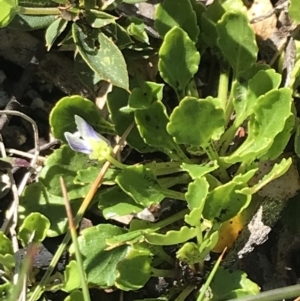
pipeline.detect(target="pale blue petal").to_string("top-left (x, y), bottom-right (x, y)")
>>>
top-left (64, 132), bottom-right (92, 154)
top-left (74, 115), bottom-right (100, 142)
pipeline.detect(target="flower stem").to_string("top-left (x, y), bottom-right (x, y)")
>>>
top-left (103, 153), bottom-right (127, 169)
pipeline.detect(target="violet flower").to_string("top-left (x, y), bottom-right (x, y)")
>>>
top-left (64, 115), bottom-right (111, 161)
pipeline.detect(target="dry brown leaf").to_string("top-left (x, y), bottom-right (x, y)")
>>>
top-left (247, 0), bottom-right (277, 40)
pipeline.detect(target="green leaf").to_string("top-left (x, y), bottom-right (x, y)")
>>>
top-left (72, 23), bottom-right (129, 90)
top-left (167, 96), bottom-right (224, 147)
top-left (77, 224), bottom-right (129, 287)
top-left (39, 145), bottom-right (96, 199)
top-left (158, 27), bottom-right (200, 98)
top-left (224, 88), bottom-right (292, 164)
top-left (186, 177), bottom-right (209, 210)
top-left (203, 170), bottom-right (257, 222)
top-left (75, 53), bottom-right (102, 92)
top-left (200, 1), bottom-right (225, 49)
top-left (233, 69), bottom-right (282, 125)
top-left (128, 82), bottom-right (164, 109)
top-left (289, 56), bottom-right (300, 90)
top-left (289, 0), bottom-right (300, 24)
top-left (45, 18), bottom-right (68, 51)
top-left (74, 166), bottom-right (118, 185)
top-left (295, 122), bottom-right (300, 159)
top-left (64, 290), bottom-right (84, 301)
top-left (61, 261), bottom-right (81, 293)
top-left (19, 182), bottom-right (81, 237)
top-left (8, 14), bottom-right (57, 31)
top-left (259, 113), bottom-right (294, 161)
top-left (240, 158), bottom-right (292, 195)
top-left (96, 186), bottom-right (144, 219)
top-left (50, 95), bottom-right (114, 142)
top-left (181, 161), bottom-right (219, 179)
top-left (176, 242), bottom-right (203, 265)
top-left (127, 17), bottom-right (149, 44)
top-left (103, 22), bottom-right (133, 49)
top-left (144, 226), bottom-right (197, 245)
top-left (155, 0), bottom-right (199, 42)
top-left (0, 231), bottom-right (14, 269)
top-left (106, 230), bottom-right (144, 249)
top-left (107, 87), bottom-right (156, 153)
top-left (18, 213), bottom-right (50, 247)
top-left (210, 267), bottom-right (260, 300)
top-left (116, 165), bottom-right (165, 207)
top-left (40, 164), bottom-right (89, 199)
top-left (216, 12), bottom-right (258, 75)
top-left (85, 9), bottom-right (117, 28)
top-left (115, 246), bottom-right (152, 291)
top-left (0, 283), bottom-right (12, 300)
top-left (135, 101), bottom-right (180, 158)
top-left (0, 0), bottom-right (18, 28)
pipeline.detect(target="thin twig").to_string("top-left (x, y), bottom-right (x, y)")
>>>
top-left (6, 148), bottom-right (46, 162)
top-left (0, 110), bottom-right (39, 232)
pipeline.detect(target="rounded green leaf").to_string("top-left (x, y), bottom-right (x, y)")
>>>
top-left (135, 101), bottom-right (179, 158)
top-left (115, 246), bottom-right (152, 291)
top-left (19, 182), bottom-right (81, 237)
top-left (216, 12), bottom-right (258, 75)
top-left (158, 27), bottom-right (200, 97)
top-left (167, 96), bottom-right (224, 147)
top-left (116, 165), bottom-right (165, 207)
top-left (0, 231), bottom-right (14, 269)
top-left (233, 69), bottom-right (282, 125)
top-left (50, 95), bottom-right (114, 142)
top-left (61, 261), bottom-right (81, 293)
top-left (96, 186), bottom-right (144, 219)
top-left (155, 0), bottom-right (199, 42)
top-left (77, 224), bottom-right (129, 287)
top-left (0, 0), bottom-right (18, 28)
top-left (210, 267), bottom-right (260, 299)
top-left (18, 212), bottom-right (50, 246)
top-left (72, 23), bottom-right (129, 91)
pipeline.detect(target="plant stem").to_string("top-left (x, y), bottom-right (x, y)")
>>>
top-left (174, 285), bottom-right (196, 301)
top-left (160, 188), bottom-right (186, 201)
top-left (151, 267), bottom-right (177, 278)
top-left (104, 153), bottom-right (127, 169)
top-left (173, 144), bottom-right (192, 163)
top-left (219, 122), bottom-right (239, 156)
top-left (151, 209), bottom-right (189, 231)
top-left (197, 248), bottom-right (226, 301)
top-left (205, 144), bottom-right (229, 182)
top-left (19, 7), bottom-right (61, 15)
top-left (158, 173), bottom-right (190, 189)
top-left (218, 63), bottom-right (230, 112)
